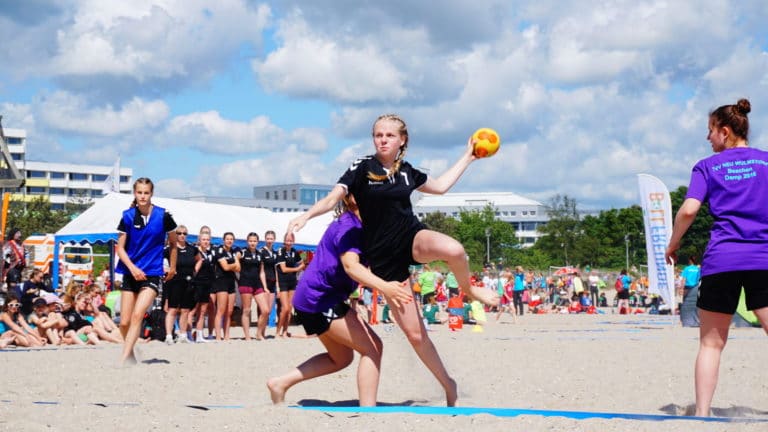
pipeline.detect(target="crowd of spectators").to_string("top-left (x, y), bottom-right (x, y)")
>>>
top-left (0, 236), bottom-right (679, 349)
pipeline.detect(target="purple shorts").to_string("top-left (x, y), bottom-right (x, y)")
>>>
top-left (238, 285), bottom-right (265, 295)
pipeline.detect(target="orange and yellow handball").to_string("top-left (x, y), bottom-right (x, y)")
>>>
top-left (472, 128), bottom-right (500, 158)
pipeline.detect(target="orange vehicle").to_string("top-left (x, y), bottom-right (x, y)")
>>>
top-left (22, 234), bottom-right (93, 281)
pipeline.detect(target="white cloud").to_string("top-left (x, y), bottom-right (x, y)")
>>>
top-left (37, 91), bottom-right (169, 136)
top-left (3, 0), bottom-right (768, 211)
top-left (155, 178), bottom-right (194, 199)
top-left (193, 148), bottom-right (346, 196)
top-left (165, 111), bottom-right (329, 155)
top-left (253, 13), bottom-right (407, 103)
top-left (48, 1), bottom-right (270, 83)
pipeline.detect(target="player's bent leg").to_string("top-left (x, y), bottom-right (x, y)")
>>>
top-left (388, 295), bottom-right (457, 406)
top-left (267, 328), bottom-right (354, 405)
top-left (412, 229), bottom-right (498, 306)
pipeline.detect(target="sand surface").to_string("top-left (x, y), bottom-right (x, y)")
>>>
top-left (1, 312), bottom-right (767, 431)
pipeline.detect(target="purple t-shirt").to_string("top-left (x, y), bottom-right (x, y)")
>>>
top-left (292, 211), bottom-right (364, 313)
top-left (686, 147), bottom-right (768, 276)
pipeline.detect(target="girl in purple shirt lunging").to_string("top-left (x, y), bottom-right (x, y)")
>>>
top-left (267, 194), bottom-right (412, 406)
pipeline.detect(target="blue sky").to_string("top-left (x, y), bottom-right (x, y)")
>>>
top-left (1, 0), bottom-right (767, 209)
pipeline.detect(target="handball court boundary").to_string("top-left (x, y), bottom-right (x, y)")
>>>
top-left (3, 399), bottom-right (767, 423)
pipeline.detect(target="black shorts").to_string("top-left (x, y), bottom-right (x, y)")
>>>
top-left (211, 278), bottom-right (235, 294)
top-left (122, 274), bottom-right (162, 295)
top-left (698, 270), bottom-right (768, 314)
top-left (295, 302), bottom-right (350, 336)
top-left (370, 225), bottom-right (424, 282)
top-left (194, 280), bottom-right (212, 303)
top-left (166, 278), bottom-right (196, 309)
top-left (617, 289), bottom-right (630, 300)
top-left (278, 279), bottom-right (297, 292)
top-left (265, 278), bottom-right (277, 294)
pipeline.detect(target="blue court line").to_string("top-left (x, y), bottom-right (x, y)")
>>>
top-left (293, 405), bottom-right (768, 423)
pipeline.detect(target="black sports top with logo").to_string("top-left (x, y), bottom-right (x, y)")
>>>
top-left (260, 247), bottom-right (278, 281)
top-left (213, 246), bottom-right (237, 284)
top-left (239, 248), bottom-right (264, 288)
top-left (164, 242), bottom-right (199, 281)
top-left (194, 248), bottom-right (215, 283)
top-left (276, 247), bottom-right (302, 286)
top-left (337, 156), bottom-right (428, 281)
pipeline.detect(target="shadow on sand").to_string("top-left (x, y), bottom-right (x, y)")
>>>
top-left (659, 403), bottom-right (768, 418)
top-left (297, 399), bottom-right (428, 408)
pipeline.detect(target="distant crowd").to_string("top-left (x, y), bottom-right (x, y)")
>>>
top-left (0, 229), bottom-right (683, 349)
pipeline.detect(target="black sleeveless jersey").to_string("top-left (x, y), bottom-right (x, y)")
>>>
top-left (337, 156), bottom-right (427, 259)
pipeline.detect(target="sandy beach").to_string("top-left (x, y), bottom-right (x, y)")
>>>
top-left (1, 311), bottom-right (766, 432)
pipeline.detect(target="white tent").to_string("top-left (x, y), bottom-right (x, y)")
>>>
top-left (53, 192), bottom-right (334, 288)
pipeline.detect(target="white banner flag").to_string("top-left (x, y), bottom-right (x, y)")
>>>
top-left (102, 158), bottom-right (120, 194)
top-left (637, 174), bottom-right (676, 313)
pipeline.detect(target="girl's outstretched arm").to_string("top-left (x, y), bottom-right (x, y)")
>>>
top-left (288, 184), bottom-right (347, 233)
top-left (418, 137), bottom-right (476, 195)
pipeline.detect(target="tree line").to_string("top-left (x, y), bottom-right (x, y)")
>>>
top-left (422, 186), bottom-right (711, 272)
top-left (6, 189), bottom-right (711, 273)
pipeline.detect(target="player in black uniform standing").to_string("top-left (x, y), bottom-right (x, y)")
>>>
top-left (275, 232), bottom-right (306, 338)
top-left (163, 225), bottom-right (200, 344)
top-left (289, 114), bottom-right (499, 406)
top-left (212, 232), bottom-right (239, 341)
top-left (259, 230), bottom-right (279, 338)
top-left (192, 230), bottom-right (215, 342)
top-left (238, 232), bottom-right (268, 341)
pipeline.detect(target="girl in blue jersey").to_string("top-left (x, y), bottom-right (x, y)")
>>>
top-left (268, 194), bottom-right (412, 406)
top-left (289, 115), bottom-right (498, 405)
top-left (115, 177), bottom-right (178, 365)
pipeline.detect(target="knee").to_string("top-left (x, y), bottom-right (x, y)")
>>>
top-left (371, 336), bottom-right (384, 359)
top-left (403, 329), bottom-right (425, 347)
top-left (337, 351), bottom-right (355, 369)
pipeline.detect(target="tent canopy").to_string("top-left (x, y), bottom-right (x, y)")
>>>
top-left (53, 193), bottom-right (335, 289)
top-left (55, 192), bottom-right (334, 248)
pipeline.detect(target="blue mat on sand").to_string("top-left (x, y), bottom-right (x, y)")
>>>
top-left (293, 405), bottom-right (768, 423)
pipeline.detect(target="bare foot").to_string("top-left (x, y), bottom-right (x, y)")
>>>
top-left (120, 351), bottom-right (138, 368)
top-left (465, 286), bottom-right (499, 307)
top-left (446, 377), bottom-right (458, 407)
top-left (255, 335), bottom-right (264, 341)
top-left (267, 377), bottom-right (287, 404)
top-left (0, 337), bottom-right (12, 349)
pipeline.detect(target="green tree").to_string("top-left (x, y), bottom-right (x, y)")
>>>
top-left (453, 205), bottom-right (517, 271)
top-left (421, 205), bottom-right (517, 272)
top-left (421, 211), bottom-right (458, 238)
top-left (5, 197), bottom-right (75, 237)
top-left (669, 185), bottom-right (712, 262)
top-left (534, 194), bottom-right (580, 266)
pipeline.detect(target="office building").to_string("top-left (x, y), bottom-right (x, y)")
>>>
top-left (414, 192), bottom-right (549, 247)
top-left (3, 128), bottom-right (133, 210)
